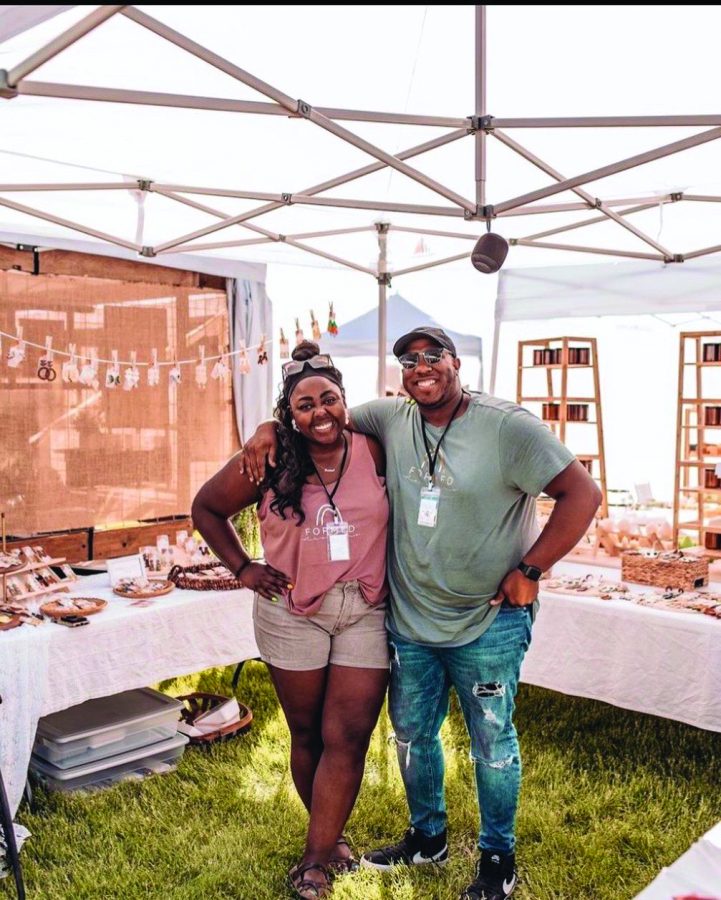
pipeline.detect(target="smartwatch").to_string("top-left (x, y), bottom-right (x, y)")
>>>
top-left (517, 561), bottom-right (543, 582)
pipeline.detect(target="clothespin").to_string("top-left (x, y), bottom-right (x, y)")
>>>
top-left (327, 302), bottom-right (338, 336)
top-left (106, 350), bottom-right (120, 388)
top-left (7, 326), bottom-right (25, 368)
top-left (257, 334), bottom-right (268, 365)
top-left (38, 336), bottom-right (56, 381)
top-left (123, 350), bottom-right (140, 390)
top-left (279, 328), bottom-right (290, 359)
top-left (196, 345), bottom-right (208, 387)
top-left (169, 358), bottom-right (182, 384)
top-left (148, 348), bottom-right (160, 386)
top-left (238, 341), bottom-right (250, 375)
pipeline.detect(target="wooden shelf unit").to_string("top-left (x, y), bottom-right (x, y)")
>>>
top-left (517, 336), bottom-right (608, 516)
top-left (673, 331), bottom-right (721, 551)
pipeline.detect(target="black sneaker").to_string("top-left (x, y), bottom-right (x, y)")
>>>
top-left (360, 826), bottom-right (448, 870)
top-left (459, 849), bottom-right (517, 900)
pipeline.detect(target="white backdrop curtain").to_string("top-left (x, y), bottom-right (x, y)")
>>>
top-left (227, 277), bottom-right (273, 444)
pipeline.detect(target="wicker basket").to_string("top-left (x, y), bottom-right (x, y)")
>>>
top-left (621, 550), bottom-right (709, 589)
top-left (176, 692), bottom-right (253, 746)
top-left (167, 561), bottom-right (244, 591)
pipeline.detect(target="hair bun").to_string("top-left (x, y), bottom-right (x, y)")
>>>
top-left (291, 340), bottom-right (321, 362)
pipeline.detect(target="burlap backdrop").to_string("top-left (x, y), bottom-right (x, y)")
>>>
top-left (1, 270), bottom-right (239, 535)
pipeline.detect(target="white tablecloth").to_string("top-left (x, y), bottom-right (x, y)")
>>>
top-left (522, 561), bottom-right (721, 732)
top-left (0, 574), bottom-right (258, 817)
top-left (633, 820), bottom-right (721, 898)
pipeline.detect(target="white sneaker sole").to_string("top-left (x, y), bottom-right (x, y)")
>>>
top-left (359, 855), bottom-right (449, 871)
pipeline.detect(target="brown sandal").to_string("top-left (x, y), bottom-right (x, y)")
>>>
top-left (289, 862), bottom-right (332, 899)
top-left (328, 836), bottom-right (359, 875)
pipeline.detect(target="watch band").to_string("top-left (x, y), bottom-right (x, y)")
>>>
top-left (517, 561), bottom-right (543, 582)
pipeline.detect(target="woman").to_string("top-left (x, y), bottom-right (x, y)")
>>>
top-left (191, 342), bottom-right (389, 899)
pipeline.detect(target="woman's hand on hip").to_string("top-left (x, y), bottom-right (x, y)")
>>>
top-left (241, 561), bottom-right (292, 600)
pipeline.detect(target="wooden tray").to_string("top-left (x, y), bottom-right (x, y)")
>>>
top-left (41, 596), bottom-right (108, 618)
top-left (112, 579), bottom-right (175, 599)
top-left (0, 611), bottom-right (22, 631)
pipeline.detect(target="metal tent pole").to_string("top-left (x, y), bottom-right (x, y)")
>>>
top-left (475, 6), bottom-right (486, 211)
top-left (377, 223), bottom-right (390, 397)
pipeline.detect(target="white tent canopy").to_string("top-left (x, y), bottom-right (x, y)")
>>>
top-left (3, 5), bottom-right (721, 394)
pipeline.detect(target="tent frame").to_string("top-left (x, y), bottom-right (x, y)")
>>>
top-left (3, 5), bottom-right (721, 392)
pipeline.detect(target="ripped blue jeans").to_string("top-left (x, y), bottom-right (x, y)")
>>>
top-left (388, 606), bottom-right (532, 853)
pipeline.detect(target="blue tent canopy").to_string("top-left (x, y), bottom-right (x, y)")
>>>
top-left (319, 293), bottom-right (483, 373)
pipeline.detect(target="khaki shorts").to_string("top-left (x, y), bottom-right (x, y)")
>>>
top-left (253, 581), bottom-right (389, 671)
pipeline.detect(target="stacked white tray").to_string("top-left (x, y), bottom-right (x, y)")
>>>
top-left (30, 688), bottom-right (188, 792)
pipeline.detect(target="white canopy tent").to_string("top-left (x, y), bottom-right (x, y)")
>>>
top-left (2, 5), bottom-right (721, 395)
top-left (491, 256), bottom-right (721, 391)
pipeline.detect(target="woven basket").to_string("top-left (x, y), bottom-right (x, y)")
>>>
top-left (176, 692), bottom-right (253, 746)
top-left (167, 561), bottom-right (244, 591)
top-left (621, 550), bottom-right (709, 590)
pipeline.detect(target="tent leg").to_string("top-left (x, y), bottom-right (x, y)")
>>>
top-left (376, 224), bottom-right (389, 397)
top-left (489, 315), bottom-right (501, 394)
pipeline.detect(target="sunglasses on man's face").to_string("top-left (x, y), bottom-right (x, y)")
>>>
top-left (398, 348), bottom-right (450, 370)
top-left (282, 353), bottom-right (334, 379)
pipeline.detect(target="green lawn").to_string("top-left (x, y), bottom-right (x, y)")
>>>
top-left (6, 662), bottom-right (720, 899)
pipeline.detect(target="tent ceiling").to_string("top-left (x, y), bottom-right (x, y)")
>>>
top-left (2, 5), bottom-right (721, 277)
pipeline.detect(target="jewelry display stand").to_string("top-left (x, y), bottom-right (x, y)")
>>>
top-left (1, 549), bottom-right (77, 604)
top-left (517, 336), bottom-right (608, 516)
top-left (674, 330), bottom-right (721, 554)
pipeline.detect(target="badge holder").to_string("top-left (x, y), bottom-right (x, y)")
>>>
top-left (326, 518), bottom-right (350, 561)
top-left (418, 483), bottom-right (441, 528)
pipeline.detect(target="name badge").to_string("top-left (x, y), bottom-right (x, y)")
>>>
top-left (326, 521), bottom-right (350, 561)
top-left (418, 486), bottom-right (441, 528)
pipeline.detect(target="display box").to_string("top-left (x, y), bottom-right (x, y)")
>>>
top-left (621, 550), bottom-right (709, 590)
top-left (33, 688), bottom-right (183, 769)
top-left (30, 733), bottom-right (188, 792)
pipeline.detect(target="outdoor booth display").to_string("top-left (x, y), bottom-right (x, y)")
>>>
top-left (5, 5), bottom-right (721, 896)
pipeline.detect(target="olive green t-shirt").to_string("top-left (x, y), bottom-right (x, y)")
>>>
top-left (351, 393), bottom-right (576, 647)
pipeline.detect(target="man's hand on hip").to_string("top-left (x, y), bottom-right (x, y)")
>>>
top-left (490, 568), bottom-right (539, 607)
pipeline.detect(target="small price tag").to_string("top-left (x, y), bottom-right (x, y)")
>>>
top-left (418, 486), bottom-right (441, 528)
top-left (326, 521), bottom-right (350, 561)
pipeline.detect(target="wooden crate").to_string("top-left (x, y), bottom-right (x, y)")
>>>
top-left (93, 518), bottom-right (193, 560)
top-left (5, 529), bottom-right (91, 564)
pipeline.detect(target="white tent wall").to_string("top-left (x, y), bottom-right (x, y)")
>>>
top-left (492, 259), bottom-right (721, 504)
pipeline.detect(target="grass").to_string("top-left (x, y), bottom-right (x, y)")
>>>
top-left (5, 662), bottom-right (720, 900)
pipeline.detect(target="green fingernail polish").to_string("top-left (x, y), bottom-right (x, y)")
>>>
top-left (271, 595), bottom-right (279, 603)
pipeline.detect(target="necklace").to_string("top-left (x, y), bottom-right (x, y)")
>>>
top-left (310, 437), bottom-right (346, 476)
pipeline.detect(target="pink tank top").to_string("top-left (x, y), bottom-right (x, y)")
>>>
top-left (258, 433), bottom-right (389, 615)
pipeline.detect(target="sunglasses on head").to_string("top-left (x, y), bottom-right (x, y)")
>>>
top-left (398, 348), bottom-right (450, 370)
top-left (282, 353), bottom-right (334, 379)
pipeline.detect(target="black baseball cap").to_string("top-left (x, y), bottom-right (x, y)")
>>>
top-left (393, 326), bottom-right (457, 358)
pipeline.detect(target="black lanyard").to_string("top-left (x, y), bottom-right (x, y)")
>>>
top-left (420, 391), bottom-right (466, 486)
top-left (309, 433), bottom-right (348, 515)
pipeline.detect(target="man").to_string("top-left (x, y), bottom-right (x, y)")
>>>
top-left (241, 326), bottom-right (601, 900)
